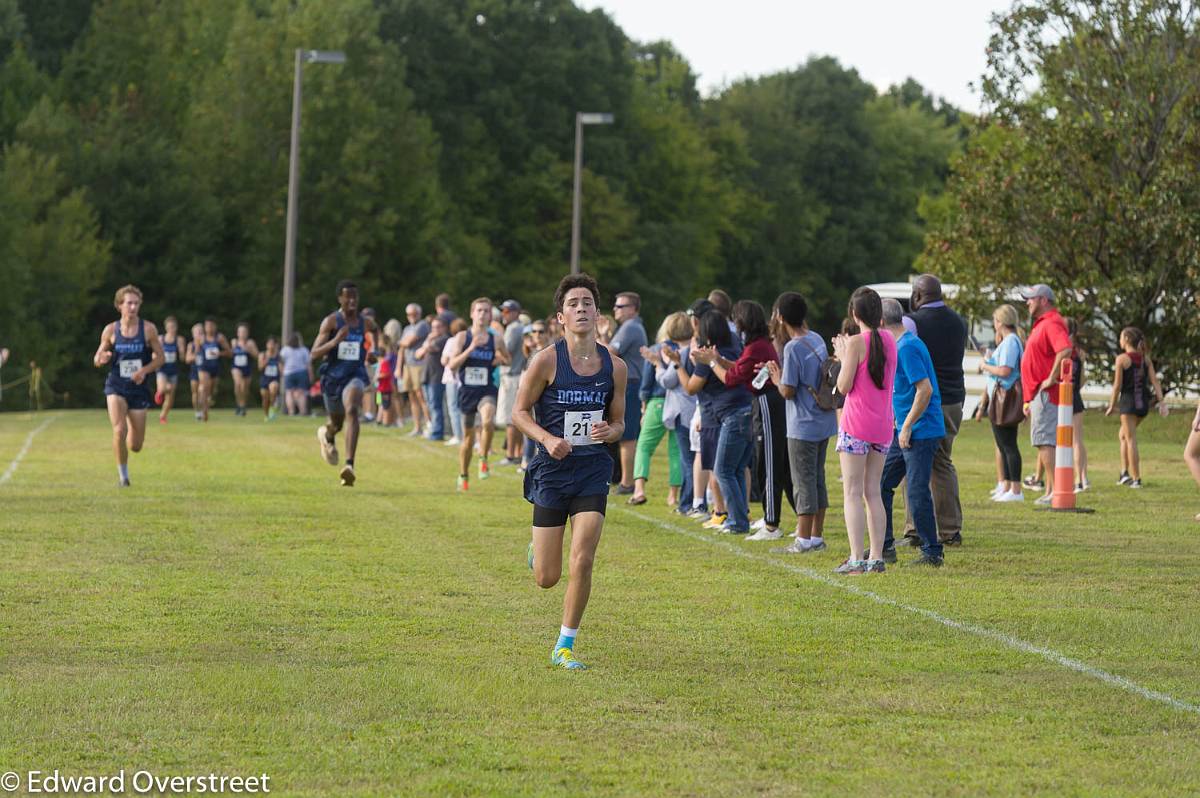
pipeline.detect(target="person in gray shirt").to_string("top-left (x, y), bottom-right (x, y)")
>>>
top-left (498, 299), bottom-right (528, 464)
top-left (399, 303), bottom-right (432, 437)
top-left (610, 291), bottom-right (648, 492)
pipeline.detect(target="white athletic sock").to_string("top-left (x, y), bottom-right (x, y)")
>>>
top-left (118, 464), bottom-right (129, 481)
top-left (811, 536), bottom-right (823, 546)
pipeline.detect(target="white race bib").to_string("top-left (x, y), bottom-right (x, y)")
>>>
top-left (337, 340), bottom-right (361, 361)
top-left (119, 359), bottom-right (140, 379)
top-left (234, 354), bottom-right (248, 368)
top-left (464, 366), bottom-right (489, 387)
top-left (564, 410), bottom-right (603, 446)
top-left (204, 346), bottom-right (219, 361)
top-left (265, 364), bottom-right (279, 377)
top-left (164, 351), bottom-right (177, 364)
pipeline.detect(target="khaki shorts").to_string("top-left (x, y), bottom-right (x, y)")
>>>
top-left (401, 363), bottom-right (425, 394)
top-left (1029, 390), bottom-right (1058, 448)
top-left (496, 373), bottom-right (520, 426)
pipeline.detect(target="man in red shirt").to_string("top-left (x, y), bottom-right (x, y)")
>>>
top-left (1020, 284), bottom-right (1073, 504)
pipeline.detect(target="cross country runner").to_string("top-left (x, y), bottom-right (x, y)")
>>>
top-left (446, 297), bottom-right (511, 491)
top-left (154, 315), bottom-right (183, 424)
top-left (186, 322), bottom-right (205, 420)
top-left (513, 273), bottom-right (627, 671)
top-left (311, 279), bottom-right (378, 486)
top-left (230, 322), bottom-right (260, 417)
top-left (258, 336), bottom-right (281, 421)
top-left (197, 318), bottom-right (231, 421)
top-left (94, 285), bottom-right (166, 487)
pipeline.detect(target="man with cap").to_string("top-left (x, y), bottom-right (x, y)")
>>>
top-left (1020, 283), bottom-right (1073, 504)
top-left (497, 299), bottom-right (527, 464)
top-left (904, 274), bottom-right (968, 547)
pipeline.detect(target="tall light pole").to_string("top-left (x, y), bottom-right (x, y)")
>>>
top-left (281, 48), bottom-right (346, 344)
top-left (570, 112), bottom-right (614, 275)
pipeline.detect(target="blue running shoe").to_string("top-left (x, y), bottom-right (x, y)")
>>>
top-left (527, 541), bottom-right (535, 571)
top-left (551, 647), bottom-right (587, 670)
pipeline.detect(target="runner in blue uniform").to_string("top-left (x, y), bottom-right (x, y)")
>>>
top-left (513, 273), bottom-right (627, 671)
top-left (445, 297), bottom-right (511, 491)
top-left (311, 280), bottom-right (378, 486)
top-left (230, 322), bottom-right (260, 417)
top-left (186, 323), bottom-right (205, 420)
top-left (93, 285), bottom-right (165, 487)
top-left (197, 318), bottom-right (231, 422)
top-left (154, 316), bottom-right (182, 425)
top-left (258, 336), bottom-right (281, 421)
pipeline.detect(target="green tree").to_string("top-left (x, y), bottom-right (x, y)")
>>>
top-left (922, 0), bottom-right (1200, 390)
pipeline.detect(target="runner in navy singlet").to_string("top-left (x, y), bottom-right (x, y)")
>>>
top-left (512, 273), bottom-right (628, 671)
top-left (445, 297), bottom-right (511, 491)
top-left (231, 322), bottom-right (260, 417)
top-left (186, 323), bottom-right (204, 419)
top-left (154, 315), bottom-right (182, 425)
top-left (258, 336), bottom-right (282, 421)
top-left (311, 280), bottom-right (379, 486)
top-left (196, 318), bottom-right (231, 422)
top-left (93, 284), bottom-right (165, 487)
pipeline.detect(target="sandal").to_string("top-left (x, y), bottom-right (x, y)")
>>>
top-left (627, 495), bottom-right (647, 505)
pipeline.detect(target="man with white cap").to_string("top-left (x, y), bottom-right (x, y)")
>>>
top-left (1019, 283), bottom-right (1073, 504)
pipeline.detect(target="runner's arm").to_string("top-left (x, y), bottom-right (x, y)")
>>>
top-left (309, 316), bottom-right (343, 360)
top-left (512, 348), bottom-right (569, 459)
top-left (139, 322), bottom-right (166, 380)
top-left (591, 356), bottom-right (626, 443)
top-left (1106, 355), bottom-right (1125, 414)
top-left (445, 332), bottom-right (479, 372)
top-left (93, 324), bottom-right (115, 367)
top-left (218, 335), bottom-right (233, 358)
top-left (492, 334), bottom-right (511, 367)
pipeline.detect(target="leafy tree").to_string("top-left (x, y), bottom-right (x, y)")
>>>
top-left (921, 0), bottom-right (1200, 390)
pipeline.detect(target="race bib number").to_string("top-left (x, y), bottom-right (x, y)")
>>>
top-left (337, 340), bottom-right (361, 361)
top-left (234, 354), bottom-right (248, 368)
top-left (164, 351), bottom-right (177, 364)
top-left (204, 346), bottom-right (219, 361)
top-left (464, 366), bottom-right (489, 387)
top-left (564, 410), bottom-right (603, 446)
top-left (265, 364), bottom-right (279, 377)
top-left (119, 359), bottom-right (140, 379)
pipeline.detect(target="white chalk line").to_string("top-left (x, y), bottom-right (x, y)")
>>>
top-left (400, 432), bottom-right (1200, 716)
top-left (0, 416), bottom-right (56, 487)
top-left (622, 507), bottom-right (1200, 717)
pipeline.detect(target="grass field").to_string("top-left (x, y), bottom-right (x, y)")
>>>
top-left (2, 408), bottom-right (1199, 796)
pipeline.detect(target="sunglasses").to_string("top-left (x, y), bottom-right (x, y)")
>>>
top-left (531, 328), bottom-right (547, 334)
top-left (614, 304), bottom-right (632, 310)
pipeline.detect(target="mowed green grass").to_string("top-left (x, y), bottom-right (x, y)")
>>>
top-left (1, 408), bottom-right (1198, 797)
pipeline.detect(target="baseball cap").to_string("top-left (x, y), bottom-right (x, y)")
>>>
top-left (687, 298), bottom-right (715, 318)
top-left (501, 299), bottom-right (521, 312)
top-left (1019, 284), bottom-right (1055, 302)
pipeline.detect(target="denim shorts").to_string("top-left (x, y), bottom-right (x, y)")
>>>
top-left (835, 429), bottom-right (889, 456)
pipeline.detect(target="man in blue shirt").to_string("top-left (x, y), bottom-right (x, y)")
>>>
top-left (766, 292), bottom-right (837, 554)
top-left (880, 298), bottom-right (946, 567)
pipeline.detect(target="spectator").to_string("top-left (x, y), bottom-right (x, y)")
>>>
top-left (399, 303), bottom-right (432, 437)
top-left (681, 300), bottom-right (725, 522)
top-left (1020, 284), bottom-right (1074, 504)
top-left (435, 293), bottom-right (457, 327)
top-left (1106, 326), bottom-right (1167, 488)
top-left (1066, 318), bottom-right (1089, 492)
top-left (375, 335), bottom-right (397, 426)
top-left (497, 299), bottom-right (527, 465)
top-left (879, 298), bottom-right (946, 567)
top-left (906, 274), bottom-right (967, 547)
top-left (766, 292), bottom-right (837, 553)
top-left (832, 287), bottom-right (896, 574)
top-left (1186, 398), bottom-right (1200, 522)
top-left (688, 310), bottom-right (754, 533)
top-left (656, 312), bottom-right (698, 514)
top-left (439, 318), bottom-right (468, 446)
top-left (417, 317), bottom-right (450, 440)
top-left (978, 304), bottom-right (1024, 502)
top-left (628, 317), bottom-right (685, 506)
top-left (695, 300), bottom-right (791, 540)
top-left (280, 332), bottom-right (313, 416)
top-left (609, 292), bottom-right (648, 494)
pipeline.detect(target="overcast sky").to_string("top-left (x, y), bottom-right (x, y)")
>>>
top-left (579, 0), bottom-right (1012, 112)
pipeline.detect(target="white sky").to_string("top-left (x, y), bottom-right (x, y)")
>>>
top-left (580, 0), bottom-right (1012, 112)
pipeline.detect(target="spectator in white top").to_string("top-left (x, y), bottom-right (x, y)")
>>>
top-left (280, 332), bottom-right (313, 416)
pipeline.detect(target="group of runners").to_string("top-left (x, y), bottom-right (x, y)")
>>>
top-left (96, 275), bottom-right (617, 670)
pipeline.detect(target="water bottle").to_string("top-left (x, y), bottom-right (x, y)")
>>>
top-left (752, 364), bottom-right (771, 390)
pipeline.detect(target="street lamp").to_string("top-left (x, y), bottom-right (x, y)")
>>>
top-left (570, 111), bottom-right (614, 275)
top-left (281, 49), bottom-right (346, 343)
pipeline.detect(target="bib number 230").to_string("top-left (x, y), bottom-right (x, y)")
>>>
top-left (564, 410), bottom-right (602, 446)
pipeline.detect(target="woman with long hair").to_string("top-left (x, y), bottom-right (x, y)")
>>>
top-left (832, 287), bottom-right (896, 574)
top-left (628, 314), bottom-right (686, 506)
top-left (979, 304), bottom-right (1024, 501)
top-left (1106, 326), bottom-right (1167, 488)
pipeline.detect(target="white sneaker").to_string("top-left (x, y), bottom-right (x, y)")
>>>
top-left (745, 526), bottom-right (784, 541)
top-left (990, 481), bottom-right (1005, 498)
top-left (751, 518), bottom-right (766, 531)
top-left (996, 491), bottom-right (1025, 502)
top-left (444, 437), bottom-right (461, 446)
top-left (317, 425), bottom-right (338, 465)
top-left (1034, 493), bottom-right (1053, 506)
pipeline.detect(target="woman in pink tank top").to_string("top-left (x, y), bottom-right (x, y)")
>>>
top-left (831, 287), bottom-right (897, 573)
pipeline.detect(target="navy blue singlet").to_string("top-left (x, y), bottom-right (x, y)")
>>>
top-left (533, 339), bottom-right (614, 459)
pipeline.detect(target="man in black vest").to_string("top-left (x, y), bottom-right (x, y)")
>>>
top-left (904, 275), bottom-right (966, 546)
